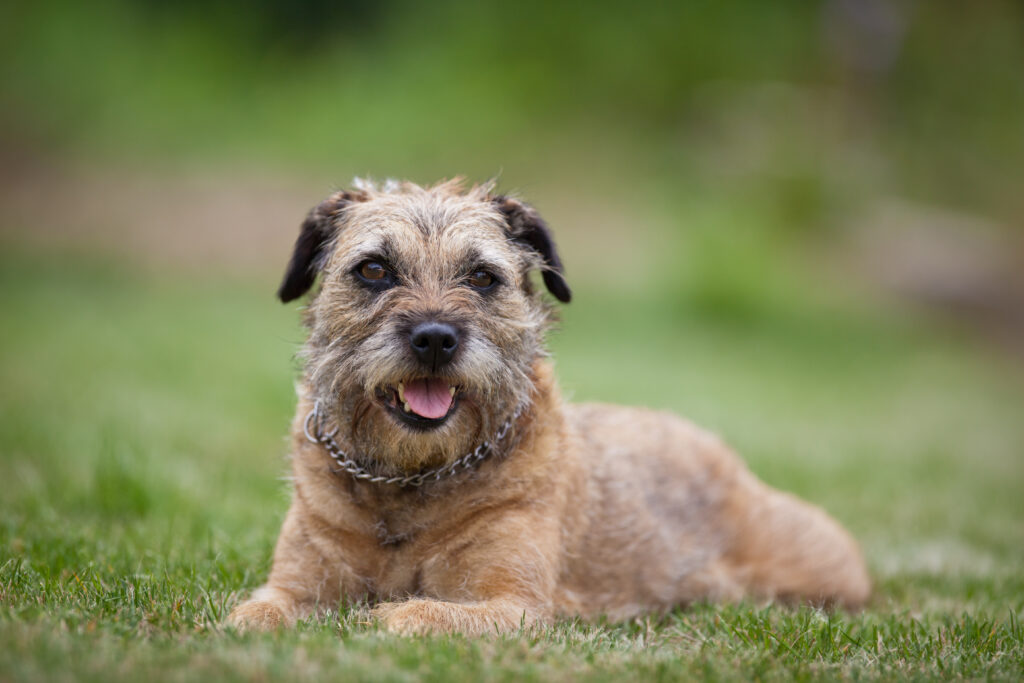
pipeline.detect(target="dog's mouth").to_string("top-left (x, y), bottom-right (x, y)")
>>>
top-left (377, 378), bottom-right (461, 430)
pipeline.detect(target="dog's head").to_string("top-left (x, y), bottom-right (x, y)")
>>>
top-left (278, 179), bottom-right (570, 472)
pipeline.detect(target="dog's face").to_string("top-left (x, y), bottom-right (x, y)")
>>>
top-left (278, 180), bottom-right (571, 472)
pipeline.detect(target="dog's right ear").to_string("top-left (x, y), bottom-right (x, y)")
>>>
top-left (277, 191), bottom-right (356, 302)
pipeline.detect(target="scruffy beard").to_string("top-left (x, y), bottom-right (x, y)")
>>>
top-left (303, 326), bottom-right (540, 475)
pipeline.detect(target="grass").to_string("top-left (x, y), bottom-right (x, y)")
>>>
top-left (1, 242), bottom-right (1022, 680)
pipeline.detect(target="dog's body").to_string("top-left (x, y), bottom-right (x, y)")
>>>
top-left (229, 180), bottom-right (869, 635)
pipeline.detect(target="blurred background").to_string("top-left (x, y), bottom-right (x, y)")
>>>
top-left (1, 0), bottom-right (1022, 623)
top-left (3, 0), bottom-right (1024, 324)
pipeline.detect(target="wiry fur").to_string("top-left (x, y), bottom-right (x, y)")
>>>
top-left (299, 179), bottom-right (551, 472)
top-left (228, 179), bottom-right (870, 635)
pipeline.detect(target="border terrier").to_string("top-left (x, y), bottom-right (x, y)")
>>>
top-left (228, 179), bottom-right (870, 635)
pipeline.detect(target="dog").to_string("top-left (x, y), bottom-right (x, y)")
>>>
top-left (228, 179), bottom-right (870, 635)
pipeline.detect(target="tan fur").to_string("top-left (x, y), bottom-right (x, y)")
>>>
top-left (228, 180), bottom-right (870, 635)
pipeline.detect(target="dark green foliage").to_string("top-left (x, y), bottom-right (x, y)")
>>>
top-left (2, 0), bottom-right (1022, 225)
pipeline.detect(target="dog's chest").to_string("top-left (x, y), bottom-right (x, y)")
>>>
top-left (342, 486), bottom-right (493, 598)
top-left (371, 515), bottom-right (416, 547)
top-left (358, 518), bottom-right (466, 599)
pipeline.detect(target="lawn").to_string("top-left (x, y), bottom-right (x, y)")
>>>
top-left (1, 242), bottom-right (1022, 681)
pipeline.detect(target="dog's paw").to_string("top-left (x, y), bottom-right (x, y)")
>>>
top-left (372, 599), bottom-right (451, 635)
top-left (372, 598), bottom-right (535, 636)
top-left (227, 599), bottom-right (290, 632)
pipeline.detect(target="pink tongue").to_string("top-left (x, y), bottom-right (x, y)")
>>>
top-left (403, 378), bottom-right (453, 419)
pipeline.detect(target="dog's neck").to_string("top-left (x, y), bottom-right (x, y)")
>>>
top-left (297, 360), bottom-right (560, 487)
top-left (303, 398), bottom-right (527, 488)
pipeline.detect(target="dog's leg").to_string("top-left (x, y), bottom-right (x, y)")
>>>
top-left (724, 475), bottom-right (871, 608)
top-left (228, 503), bottom-right (354, 631)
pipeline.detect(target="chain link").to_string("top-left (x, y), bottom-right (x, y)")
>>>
top-left (303, 399), bottom-right (525, 487)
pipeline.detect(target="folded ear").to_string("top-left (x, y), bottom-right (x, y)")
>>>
top-left (277, 191), bottom-right (355, 302)
top-left (493, 196), bottom-right (572, 303)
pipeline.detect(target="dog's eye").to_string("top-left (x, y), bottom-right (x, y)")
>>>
top-left (467, 270), bottom-right (497, 291)
top-left (359, 261), bottom-right (387, 281)
top-left (354, 260), bottom-right (396, 290)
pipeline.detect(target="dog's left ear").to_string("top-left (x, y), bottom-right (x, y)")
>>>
top-left (494, 196), bottom-right (572, 303)
top-left (277, 191), bottom-right (356, 303)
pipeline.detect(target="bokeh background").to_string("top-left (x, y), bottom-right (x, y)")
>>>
top-left (4, 1), bottom-right (1024, 335)
top-left (1, 0), bottom-right (1023, 678)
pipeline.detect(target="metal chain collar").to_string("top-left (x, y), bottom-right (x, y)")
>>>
top-left (303, 399), bottom-right (525, 487)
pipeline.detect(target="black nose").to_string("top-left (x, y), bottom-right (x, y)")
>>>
top-left (409, 321), bottom-right (459, 369)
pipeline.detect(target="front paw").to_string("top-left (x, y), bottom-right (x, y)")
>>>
top-left (371, 598), bottom-right (534, 635)
top-left (371, 599), bottom-right (447, 635)
top-left (228, 599), bottom-right (290, 632)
